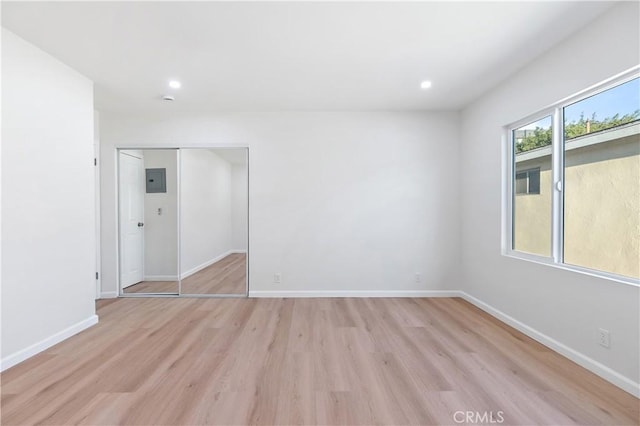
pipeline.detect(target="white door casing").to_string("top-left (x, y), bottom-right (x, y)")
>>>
top-left (119, 152), bottom-right (144, 289)
top-left (94, 138), bottom-right (101, 299)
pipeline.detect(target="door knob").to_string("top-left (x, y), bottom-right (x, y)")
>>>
top-left (138, 222), bottom-right (144, 227)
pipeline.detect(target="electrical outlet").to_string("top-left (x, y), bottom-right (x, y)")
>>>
top-left (273, 273), bottom-right (282, 284)
top-left (415, 273), bottom-right (421, 283)
top-left (598, 328), bottom-right (610, 348)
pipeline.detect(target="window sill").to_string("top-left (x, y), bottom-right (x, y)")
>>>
top-left (502, 251), bottom-right (640, 288)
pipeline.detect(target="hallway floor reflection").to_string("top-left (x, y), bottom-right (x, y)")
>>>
top-left (123, 253), bottom-right (246, 295)
top-left (182, 253), bottom-right (246, 295)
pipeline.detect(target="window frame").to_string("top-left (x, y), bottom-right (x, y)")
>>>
top-left (503, 66), bottom-right (640, 287)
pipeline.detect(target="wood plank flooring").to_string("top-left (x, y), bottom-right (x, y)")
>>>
top-left (1, 297), bottom-right (637, 425)
top-left (182, 253), bottom-right (246, 295)
top-left (122, 279), bottom-right (179, 293)
top-left (124, 253), bottom-right (246, 295)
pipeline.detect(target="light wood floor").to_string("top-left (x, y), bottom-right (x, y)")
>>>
top-left (122, 279), bottom-right (179, 294)
top-left (1, 297), bottom-right (637, 425)
top-left (124, 253), bottom-right (246, 295)
top-left (182, 253), bottom-right (246, 295)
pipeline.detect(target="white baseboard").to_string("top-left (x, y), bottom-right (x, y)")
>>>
top-left (143, 275), bottom-right (178, 282)
top-left (231, 249), bottom-right (247, 254)
top-left (99, 291), bottom-right (118, 299)
top-left (249, 290), bottom-right (460, 298)
top-left (459, 291), bottom-right (640, 398)
top-left (181, 250), bottom-right (238, 280)
top-left (0, 315), bottom-right (99, 372)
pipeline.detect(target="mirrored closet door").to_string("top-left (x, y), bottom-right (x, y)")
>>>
top-left (180, 148), bottom-right (248, 296)
top-left (118, 147), bottom-right (248, 297)
top-left (119, 149), bottom-right (179, 295)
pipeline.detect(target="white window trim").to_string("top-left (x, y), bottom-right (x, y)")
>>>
top-left (502, 65), bottom-right (640, 287)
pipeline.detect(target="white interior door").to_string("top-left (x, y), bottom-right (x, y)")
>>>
top-left (119, 151), bottom-right (144, 289)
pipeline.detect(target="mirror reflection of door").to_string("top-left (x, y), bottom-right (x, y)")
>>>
top-left (180, 148), bottom-right (248, 296)
top-left (119, 149), bottom-right (179, 295)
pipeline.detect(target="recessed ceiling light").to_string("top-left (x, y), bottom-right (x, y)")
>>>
top-left (420, 81), bottom-right (432, 90)
top-left (169, 80), bottom-right (181, 89)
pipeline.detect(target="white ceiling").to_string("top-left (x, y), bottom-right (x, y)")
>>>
top-left (2, 1), bottom-right (614, 115)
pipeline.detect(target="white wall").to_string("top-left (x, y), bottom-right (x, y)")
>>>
top-left (180, 149), bottom-right (233, 277)
top-left (459, 2), bottom-right (640, 395)
top-left (1, 29), bottom-right (97, 369)
top-left (143, 150), bottom-right (178, 279)
top-left (100, 112), bottom-right (461, 296)
top-left (231, 162), bottom-right (248, 251)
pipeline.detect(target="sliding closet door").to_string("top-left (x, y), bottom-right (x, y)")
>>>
top-left (119, 149), bottom-right (179, 295)
top-left (179, 148), bottom-right (248, 296)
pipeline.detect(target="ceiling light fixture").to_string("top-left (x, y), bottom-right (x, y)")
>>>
top-left (169, 80), bottom-right (181, 89)
top-left (420, 81), bottom-right (432, 89)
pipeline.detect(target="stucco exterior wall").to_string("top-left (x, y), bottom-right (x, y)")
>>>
top-left (514, 131), bottom-right (639, 279)
top-left (514, 159), bottom-right (552, 256)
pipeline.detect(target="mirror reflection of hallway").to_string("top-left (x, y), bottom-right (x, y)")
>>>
top-left (180, 148), bottom-right (248, 296)
top-left (119, 149), bottom-right (179, 295)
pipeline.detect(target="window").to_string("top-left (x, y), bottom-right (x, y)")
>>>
top-left (563, 78), bottom-right (640, 279)
top-left (515, 169), bottom-right (540, 195)
top-left (512, 117), bottom-right (552, 257)
top-left (507, 71), bottom-right (639, 283)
